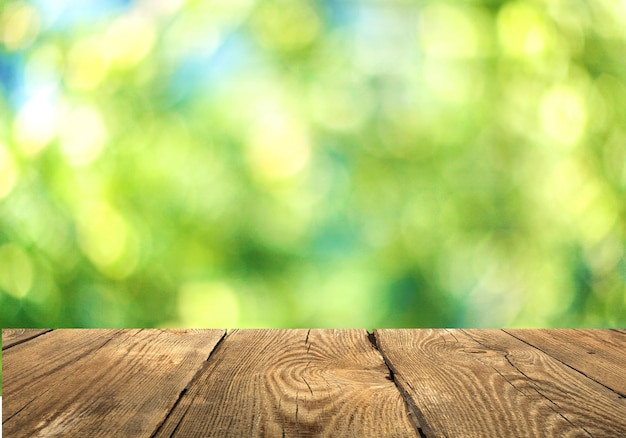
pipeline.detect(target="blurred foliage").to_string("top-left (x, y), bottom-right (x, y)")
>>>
top-left (0, 0), bottom-right (625, 330)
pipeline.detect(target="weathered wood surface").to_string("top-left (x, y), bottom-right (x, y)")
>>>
top-left (464, 330), bottom-right (625, 436)
top-left (3, 329), bottom-right (626, 437)
top-left (505, 329), bottom-right (626, 396)
top-left (154, 329), bottom-right (416, 437)
top-left (375, 329), bottom-right (626, 438)
top-left (2, 329), bottom-right (225, 437)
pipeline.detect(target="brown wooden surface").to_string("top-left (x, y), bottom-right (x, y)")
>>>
top-left (505, 329), bottom-right (626, 396)
top-left (3, 329), bottom-right (626, 437)
top-left (2, 329), bottom-right (225, 437)
top-left (374, 329), bottom-right (626, 438)
top-left (465, 329), bottom-right (626, 436)
top-left (154, 329), bottom-right (416, 438)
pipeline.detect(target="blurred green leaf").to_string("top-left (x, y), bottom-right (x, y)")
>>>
top-left (0, 0), bottom-right (625, 329)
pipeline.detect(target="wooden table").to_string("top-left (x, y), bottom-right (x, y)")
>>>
top-left (2, 329), bottom-right (625, 437)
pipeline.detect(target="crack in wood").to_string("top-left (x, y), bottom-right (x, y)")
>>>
top-left (464, 330), bottom-right (595, 437)
top-left (459, 332), bottom-right (525, 397)
top-left (502, 352), bottom-right (594, 438)
top-left (503, 329), bottom-right (626, 399)
top-left (149, 330), bottom-right (228, 438)
top-left (305, 329), bottom-right (312, 355)
top-left (368, 331), bottom-right (432, 438)
top-left (303, 332), bottom-right (314, 397)
top-left (3, 384), bottom-right (55, 423)
top-left (303, 362), bottom-right (314, 396)
top-left (367, 331), bottom-right (377, 349)
top-left (6, 330), bottom-right (126, 426)
top-left (295, 389), bottom-right (300, 437)
top-left (2, 329), bottom-right (54, 350)
top-left (303, 372), bottom-right (314, 396)
top-left (445, 328), bottom-right (460, 344)
top-left (165, 404), bottom-right (191, 438)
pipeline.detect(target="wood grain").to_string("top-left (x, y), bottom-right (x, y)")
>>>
top-left (2, 329), bottom-right (52, 349)
top-left (3, 329), bottom-right (624, 437)
top-left (506, 329), bottom-right (626, 397)
top-left (3, 328), bottom-right (124, 421)
top-left (2, 329), bottom-right (225, 438)
top-left (154, 329), bottom-right (417, 438)
top-left (375, 329), bottom-right (598, 438)
top-left (463, 329), bottom-right (626, 437)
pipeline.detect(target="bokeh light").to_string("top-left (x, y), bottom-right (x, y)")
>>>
top-left (0, 0), bottom-right (625, 329)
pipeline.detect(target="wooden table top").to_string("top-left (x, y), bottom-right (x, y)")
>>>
top-left (2, 329), bottom-right (625, 437)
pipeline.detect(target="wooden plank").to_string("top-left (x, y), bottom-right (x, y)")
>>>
top-left (154, 329), bottom-right (417, 437)
top-left (2, 329), bottom-right (53, 349)
top-left (3, 328), bottom-right (124, 421)
top-left (506, 329), bottom-right (626, 396)
top-left (375, 329), bottom-right (597, 438)
top-left (3, 329), bottom-right (225, 437)
top-left (463, 329), bottom-right (626, 437)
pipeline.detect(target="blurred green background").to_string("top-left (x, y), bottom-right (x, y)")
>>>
top-left (0, 0), bottom-right (625, 329)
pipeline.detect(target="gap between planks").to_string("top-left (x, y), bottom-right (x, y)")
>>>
top-left (4, 329), bottom-right (420, 437)
top-left (367, 331), bottom-right (428, 438)
top-left (152, 330), bottom-right (424, 437)
top-left (150, 330), bottom-right (229, 438)
top-left (375, 329), bottom-right (624, 436)
top-left (2, 329), bottom-right (54, 350)
top-left (503, 328), bottom-right (626, 399)
top-left (6, 329), bottom-right (623, 437)
top-left (3, 329), bottom-right (227, 437)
